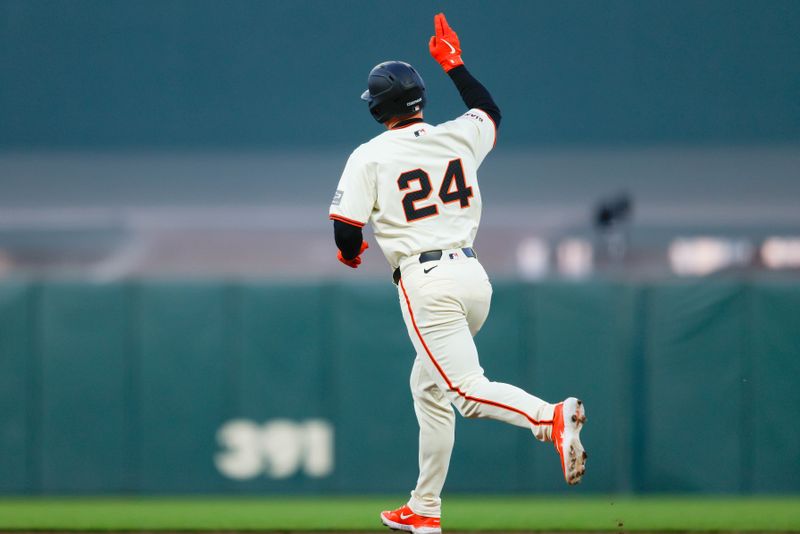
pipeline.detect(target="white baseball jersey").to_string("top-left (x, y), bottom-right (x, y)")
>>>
top-left (329, 108), bottom-right (496, 269)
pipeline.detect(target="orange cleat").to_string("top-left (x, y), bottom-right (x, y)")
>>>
top-left (552, 397), bottom-right (587, 485)
top-left (380, 504), bottom-right (442, 534)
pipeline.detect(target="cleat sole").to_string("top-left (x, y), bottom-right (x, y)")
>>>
top-left (560, 397), bottom-right (587, 485)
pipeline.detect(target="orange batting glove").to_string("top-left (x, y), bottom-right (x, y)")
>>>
top-left (429, 13), bottom-right (464, 72)
top-left (338, 241), bottom-right (369, 269)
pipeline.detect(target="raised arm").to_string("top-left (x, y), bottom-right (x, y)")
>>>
top-left (428, 13), bottom-right (502, 128)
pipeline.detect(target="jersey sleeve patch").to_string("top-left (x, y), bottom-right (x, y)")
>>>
top-left (462, 108), bottom-right (497, 146)
top-left (450, 108), bottom-right (496, 165)
top-left (328, 146), bottom-right (377, 226)
top-left (461, 110), bottom-right (487, 123)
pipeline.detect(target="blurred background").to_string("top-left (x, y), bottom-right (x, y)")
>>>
top-left (1, 0), bottom-right (799, 496)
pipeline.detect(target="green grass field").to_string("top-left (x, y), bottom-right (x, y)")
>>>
top-left (0, 496), bottom-right (799, 531)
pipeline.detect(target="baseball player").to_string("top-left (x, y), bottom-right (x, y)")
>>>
top-left (329, 13), bottom-right (587, 534)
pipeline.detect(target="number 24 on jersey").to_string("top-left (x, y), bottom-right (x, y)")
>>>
top-left (398, 158), bottom-right (473, 222)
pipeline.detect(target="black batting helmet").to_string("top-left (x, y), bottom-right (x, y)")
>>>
top-left (361, 61), bottom-right (426, 123)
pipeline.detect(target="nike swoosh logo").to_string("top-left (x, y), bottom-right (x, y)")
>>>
top-left (400, 513), bottom-right (414, 520)
top-left (423, 265), bottom-right (438, 274)
top-left (440, 38), bottom-right (456, 54)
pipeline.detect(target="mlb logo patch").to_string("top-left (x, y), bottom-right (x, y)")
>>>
top-left (448, 252), bottom-right (460, 260)
top-left (414, 128), bottom-right (427, 137)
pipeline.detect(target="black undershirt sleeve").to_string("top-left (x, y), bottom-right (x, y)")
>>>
top-left (333, 220), bottom-right (364, 260)
top-left (447, 65), bottom-right (502, 128)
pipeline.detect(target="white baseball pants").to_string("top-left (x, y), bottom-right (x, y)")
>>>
top-left (396, 251), bottom-right (556, 518)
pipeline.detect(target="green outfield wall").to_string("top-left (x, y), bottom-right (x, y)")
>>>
top-left (1, 279), bottom-right (798, 494)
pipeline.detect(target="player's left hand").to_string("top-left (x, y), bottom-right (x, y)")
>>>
top-left (429, 12), bottom-right (464, 72)
top-left (338, 240), bottom-right (369, 268)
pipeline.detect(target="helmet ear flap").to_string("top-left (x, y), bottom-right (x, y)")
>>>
top-left (369, 102), bottom-right (385, 122)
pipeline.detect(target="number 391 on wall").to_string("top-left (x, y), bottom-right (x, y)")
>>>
top-left (214, 419), bottom-right (334, 480)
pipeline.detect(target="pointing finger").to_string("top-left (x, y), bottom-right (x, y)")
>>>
top-left (435, 13), bottom-right (445, 37)
top-left (439, 13), bottom-right (453, 34)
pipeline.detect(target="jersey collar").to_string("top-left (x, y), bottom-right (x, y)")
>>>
top-left (390, 117), bottom-right (425, 130)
